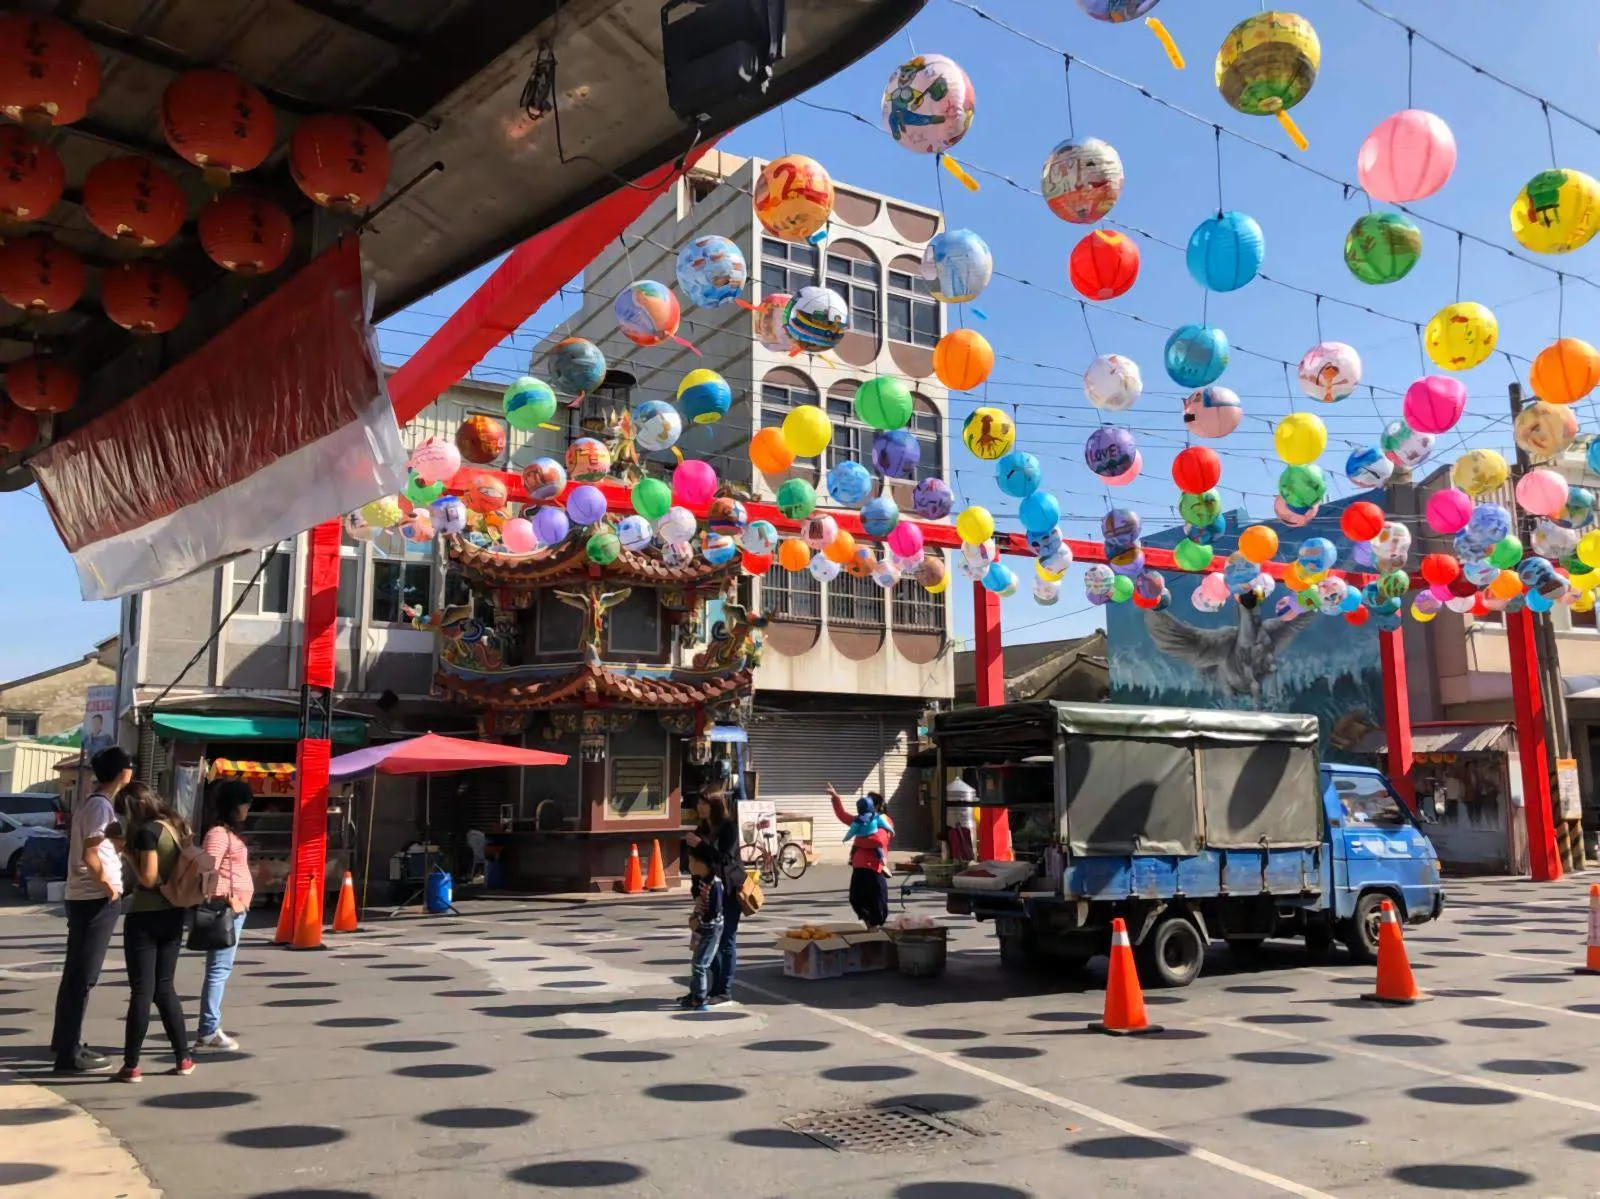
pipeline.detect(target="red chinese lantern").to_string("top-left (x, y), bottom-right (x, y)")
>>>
top-left (0, 400), bottom-right (39, 455)
top-left (290, 113), bottom-right (391, 209)
top-left (160, 69), bottom-right (277, 184)
top-left (1068, 229), bottom-right (1140, 301)
top-left (82, 155), bottom-right (188, 247)
top-left (101, 261), bottom-right (188, 335)
top-left (1471, 594), bottom-right (1489, 618)
top-left (740, 551), bottom-right (773, 576)
top-left (1344, 606), bottom-right (1370, 627)
top-left (1170, 445), bottom-right (1222, 495)
top-left (0, 14), bottom-right (101, 127)
top-left (0, 234), bottom-right (85, 314)
top-left (0, 125), bottom-right (65, 222)
top-left (5, 356), bottom-right (77, 414)
top-left (197, 191), bottom-right (292, 274)
top-left (1419, 552), bottom-right (1459, 588)
top-left (1339, 500), bottom-right (1385, 543)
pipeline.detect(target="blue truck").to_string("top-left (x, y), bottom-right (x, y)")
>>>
top-left (932, 701), bottom-right (1444, 987)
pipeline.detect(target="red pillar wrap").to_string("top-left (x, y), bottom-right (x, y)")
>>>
top-left (972, 582), bottom-right (1013, 862)
top-left (1377, 629), bottom-right (1415, 815)
top-left (292, 519), bottom-right (342, 922)
top-left (1506, 608), bottom-right (1562, 882)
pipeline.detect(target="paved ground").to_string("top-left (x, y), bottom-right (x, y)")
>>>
top-left (2, 868), bottom-right (1600, 1198)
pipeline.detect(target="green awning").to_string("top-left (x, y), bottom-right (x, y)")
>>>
top-left (150, 713), bottom-right (369, 746)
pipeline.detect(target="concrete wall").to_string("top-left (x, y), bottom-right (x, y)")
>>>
top-left (0, 653), bottom-right (116, 738)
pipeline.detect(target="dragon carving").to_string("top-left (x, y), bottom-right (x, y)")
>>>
top-left (693, 599), bottom-right (768, 673)
top-left (405, 601), bottom-right (506, 673)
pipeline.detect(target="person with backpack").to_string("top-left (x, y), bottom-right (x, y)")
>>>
top-left (115, 783), bottom-right (212, 1082)
top-left (194, 781), bottom-right (254, 1052)
top-left (682, 788), bottom-right (746, 1004)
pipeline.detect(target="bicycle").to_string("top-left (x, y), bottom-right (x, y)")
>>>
top-left (739, 827), bottom-right (809, 887)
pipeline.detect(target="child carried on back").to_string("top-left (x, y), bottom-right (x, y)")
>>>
top-left (681, 856), bottom-right (725, 1012)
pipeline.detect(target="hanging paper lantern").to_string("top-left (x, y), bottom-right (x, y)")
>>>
top-left (1040, 137), bottom-right (1124, 223)
top-left (550, 338), bottom-right (607, 399)
top-left (675, 234), bottom-right (748, 308)
top-left (741, 520), bottom-right (780, 558)
top-left (809, 553), bottom-right (844, 583)
top-left (449, 414), bottom-right (503, 465)
top-left (411, 437), bottom-right (462, 486)
top-left (920, 229), bottom-right (992, 304)
top-left (1297, 342), bottom-right (1361, 403)
top-left (503, 377), bottom-right (557, 432)
top-left (1425, 302), bottom-right (1497, 372)
top-left (632, 400), bottom-right (683, 453)
top-left (1179, 490), bottom-right (1222, 527)
top-left (565, 484), bottom-right (608, 526)
top-left (1373, 520), bottom-right (1412, 567)
top-left (776, 478), bottom-right (817, 520)
top-left (429, 496), bottom-right (467, 537)
top-left (360, 495), bottom-right (405, 529)
top-left (826, 460), bottom-right (874, 506)
top-left (1077, 0), bottom-right (1163, 18)
top-left (1380, 419), bottom-right (1436, 471)
top-left (1171, 446), bottom-right (1222, 496)
top-left (1186, 211), bottom-right (1265, 292)
top-left (1530, 338), bottom-right (1600, 405)
top-left (617, 515), bottom-right (654, 552)
top-left (752, 293), bottom-right (796, 354)
top-left (1165, 324), bottom-right (1230, 387)
top-left (0, 126), bottom-right (63, 222)
top-left (1488, 534), bottom-right (1523, 569)
top-left (1451, 448), bottom-right (1509, 498)
top-left (1173, 538), bottom-right (1215, 572)
top-left (801, 514), bottom-right (840, 550)
top-left (1215, 12), bottom-right (1321, 121)
top-left (933, 328), bottom-right (993, 391)
top-left (912, 477), bottom-right (954, 520)
top-left (1402, 375), bottom-right (1468, 435)
top-left (197, 192), bottom-right (292, 274)
top-left (500, 517), bottom-right (537, 554)
top-left (1276, 498), bottom-right (1320, 528)
top-left (0, 234), bottom-right (83, 314)
top-left (1344, 212), bottom-right (1421, 284)
top-left (0, 15), bottom-right (101, 127)
top-left (160, 70), bottom-right (276, 182)
top-left (881, 53), bottom-right (975, 155)
top-left (887, 522), bottom-right (925, 561)
top-left (1296, 537), bottom-right (1337, 576)
top-left (655, 505), bottom-right (697, 545)
top-left (1083, 353), bottom-right (1142, 413)
top-left (290, 113), bottom-right (391, 209)
top-left (1358, 110), bottom-right (1457, 203)
top-left (1513, 401), bottom-right (1579, 462)
top-left (1085, 426), bottom-right (1137, 479)
top-left (0, 401), bottom-right (38, 455)
top-left (955, 505), bottom-right (995, 544)
top-left (854, 376), bottom-right (913, 431)
top-left (784, 286), bottom-right (849, 352)
top-left (532, 505), bottom-right (572, 545)
top-left (586, 526), bottom-right (622, 565)
top-left (4, 356), bottom-right (76, 415)
top-left (522, 457), bottom-right (567, 503)
top-left (750, 427), bottom-right (796, 476)
top-left (1182, 385), bottom-right (1243, 438)
top-left (669, 368), bottom-right (729, 427)
top-left (101, 261), bottom-right (188, 335)
top-left (780, 403), bottom-right (831, 457)
top-left (1278, 463), bottom-right (1326, 509)
top-left (462, 473), bottom-right (509, 516)
top-left (1426, 487), bottom-right (1473, 535)
top-left (404, 473), bottom-right (445, 506)
top-left (672, 459), bottom-right (718, 507)
top-left (1070, 230), bottom-right (1140, 301)
top-left (1273, 412), bottom-right (1326, 466)
top-left (776, 538), bottom-right (812, 572)
top-left (861, 495), bottom-right (901, 539)
top-left (995, 450), bottom-right (1042, 498)
top-left (1239, 525), bottom-right (1279, 564)
top-left (873, 429), bottom-right (921, 479)
top-left (566, 436), bottom-right (611, 481)
top-left (1345, 446), bottom-right (1393, 489)
top-left (1510, 169), bottom-right (1600, 255)
top-left (1517, 468), bottom-right (1569, 518)
top-left (615, 280), bottom-right (682, 348)
top-left (754, 154), bottom-right (834, 242)
top-left (961, 406), bottom-right (1015, 460)
top-left (708, 497), bottom-right (749, 535)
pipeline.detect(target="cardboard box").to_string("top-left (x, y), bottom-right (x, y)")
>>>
top-left (773, 924), bottom-right (892, 979)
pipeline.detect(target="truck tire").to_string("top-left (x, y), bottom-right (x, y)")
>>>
top-left (1136, 914), bottom-right (1206, 988)
top-left (1342, 892), bottom-right (1389, 964)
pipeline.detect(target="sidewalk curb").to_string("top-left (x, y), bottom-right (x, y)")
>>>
top-left (0, 1074), bottom-right (161, 1197)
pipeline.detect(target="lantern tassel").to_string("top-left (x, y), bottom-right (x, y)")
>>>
top-left (1145, 18), bottom-right (1184, 70)
top-left (941, 154), bottom-right (979, 192)
top-left (671, 447), bottom-right (684, 463)
top-left (734, 298), bottom-right (760, 311)
top-left (671, 335), bottom-right (703, 356)
top-left (1276, 110), bottom-right (1310, 152)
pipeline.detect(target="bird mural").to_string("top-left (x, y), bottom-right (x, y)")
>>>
top-left (1144, 602), bottom-right (1312, 706)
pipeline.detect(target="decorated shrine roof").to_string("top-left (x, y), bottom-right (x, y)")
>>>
top-left (445, 535), bottom-right (733, 589)
top-left (435, 661), bottom-right (753, 711)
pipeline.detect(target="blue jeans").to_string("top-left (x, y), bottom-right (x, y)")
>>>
top-left (689, 922), bottom-right (723, 1003)
top-left (197, 910), bottom-right (247, 1037)
top-left (713, 898), bottom-right (740, 997)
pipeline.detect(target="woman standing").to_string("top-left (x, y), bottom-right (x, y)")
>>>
top-left (195, 781), bottom-right (254, 1052)
top-left (115, 784), bottom-right (193, 1082)
top-left (683, 788), bottom-right (741, 1004)
top-left (829, 783), bottom-right (894, 929)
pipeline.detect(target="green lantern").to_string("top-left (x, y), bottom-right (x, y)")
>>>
top-left (630, 477), bottom-right (671, 521)
top-left (1278, 463), bottom-right (1326, 509)
top-left (1378, 569), bottom-right (1410, 601)
top-left (1564, 554), bottom-right (1594, 576)
top-left (1489, 536), bottom-right (1524, 569)
top-left (1178, 488), bottom-right (1222, 527)
top-left (1173, 537), bottom-right (1215, 572)
top-left (1297, 588), bottom-right (1322, 612)
top-left (586, 526), bottom-right (621, 565)
top-left (404, 472), bottom-right (446, 506)
top-left (776, 478), bottom-right (818, 520)
top-left (1110, 574), bottom-right (1135, 603)
top-left (854, 376), bottom-right (913, 431)
top-left (503, 376), bottom-right (558, 431)
top-left (1344, 212), bottom-right (1421, 285)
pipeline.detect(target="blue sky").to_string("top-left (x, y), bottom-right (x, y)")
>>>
top-left (4, 0), bottom-right (1598, 680)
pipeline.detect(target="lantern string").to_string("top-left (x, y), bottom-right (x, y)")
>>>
top-left (1282, 362), bottom-right (1298, 415)
top-left (1405, 28), bottom-right (1415, 110)
top-left (1313, 294), bottom-right (1324, 343)
top-left (1414, 324), bottom-right (1427, 378)
top-left (778, 104), bottom-right (791, 155)
top-left (1212, 126), bottom-right (1225, 215)
top-left (1062, 55), bottom-right (1076, 141)
top-left (1454, 231), bottom-right (1464, 302)
top-left (1558, 273), bottom-right (1566, 339)
top-left (1542, 102), bottom-right (1558, 169)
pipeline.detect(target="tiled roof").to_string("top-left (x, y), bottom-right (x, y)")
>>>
top-left (446, 536), bottom-right (733, 588)
top-left (435, 662), bottom-right (754, 710)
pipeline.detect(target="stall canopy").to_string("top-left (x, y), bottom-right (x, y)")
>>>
top-left (151, 713), bottom-right (369, 745)
top-left (328, 733), bottom-right (568, 779)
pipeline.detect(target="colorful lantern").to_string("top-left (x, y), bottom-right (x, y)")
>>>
top-left (1380, 419), bottom-right (1435, 470)
top-left (411, 437), bottom-right (462, 486)
top-left (675, 234), bottom-right (748, 308)
top-left (504, 377), bottom-right (557, 432)
top-left (933, 329), bottom-right (994, 391)
top-left (1513, 401), bottom-right (1579, 462)
top-left (1215, 11), bottom-right (1321, 146)
top-left (887, 522), bottom-right (925, 560)
top-left (1084, 354), bottom-right (1142, 412)
top-left (920, 229), bottom-right (992, 304)
top-left (1344, 212), bottom-right (1421, 285)
top-left (1085, 425), bottom-right (1137, 479)
top-left (197, 192), bottom-right (292, 274)
top-left (810, 553), bottom-right (844, 582)
top-left (1278, 463), bottom-right (1326, 509)
top-left (1239, 524), bottom-right (1279, 564)
top-left (566, 436), bottom-right (612, 481)
top-left (160, 70), bottom-right (276, 182)
top-left (404, 473), bottom-right (445, 506)
top-left (754, 154), bottom-right (834, 243)
top-left (1451, 448), bottom-right (1510, 498)
top-left (873, 429), bottom-right (921, 479)
top-left (454, 414), bottom-right (506, 465)
top-left (956, 505), bottom-right (995, 544)
top-left (1530, 338), bottom-right (1600, 405)
top-left (801, 514), bottom-right (840, 550)
top-left (1516, 468), bottom-right (1569, 519)
top-left (1274, 411), bottom-right (1326, 465)
top-left (672, 459), bottom-right (718, 507)
top-left (617, 515), bottom-right (654, 552)
top-left (674, 368), bottom-right (732, 426)
top-left (826, 459), bottom-right (874, 507)
top-left (1425, 302), bottom-right (1497, 372)
top-left (1510, 169), bottom-right (1600, 255)
top-left (912, 477), bottom-right (954, 520)
top-left (566, 484), bottom-right (608, 526)
top-left (614, 280), bottom-right (682, 348)
top-left (961, 406), bottom-right (1015, 460)
top-left (741, 520), bottom-right (780, 557)
top-left (656, 505), bottom-right (697, 545)
top-left (995, 450), bottom-right (1042, 498)
top-left (290, 113), bottom-right (391, 209)
top-left (776, 478), bottom-right (817, 520)
top-left (1182, 385), bottom-right (1243, 438)
top-left (780, 403), bottom-right (832, 457)
top-left (1345, 446), bottom-right (1393, 489)
top-left (0, 126), bottom-right (63, 222)
top-left (1297, 342), bottom-right (1361, 403)
top-left (429, 496), bottom-right (467, 537)
top-left (101, 261), bottom-right (188, 334)
top-left (632, 400), bottom-right (682, 452)
top-left (777, 538), bottom-right (812, 572)
top-left (752, 293), bottom-right (795, 354)
top-left (1171, 445), bottom-right (1222, 495)
top-left (501, 517), bottom-right (537, 554)
top-left (1425, 487), bottom-right (1473, 535)
top-left (708, 497), bottom-right (749, 535)
top-left (4, 357), bottom-right (76, 415)
top-left (360, 495), bottom-right (405, 529)
top-left (854, 376), bottom-right (913, 431)
top-left (523, 457), bottom-right (568, 503)
top-left (784, 286), bottom-right (848, 352)
top-left (1179, 491), bottom-right (1222, 529)
top-left (0, 401), bottom-right (38, 455)
top-left (749, 427), bottom-right (795, 476)
top-left (1165, 324), bottom-right (1230, 387)
top-left (462, 473), bottom-right (509, 516)
top-left (1070, 230), bottom-right (1140, 300)
top-left (0, 234), bottom-right (83, 314)
top-left (861, 495), bottom-right (901, 538)
top-left (1186, 211), bottom-right (1264, 292)
top-left (881, 54), bottom-right (975, 155)
top-left (1041, 138), bottom-right (1124, 224)
top-left (586, 527), bottom-right (622, 565)
top-left (1358, 110), bottom-right (1456, 203)
top-left (1402, 376), bottom-right (1468, 435)
top-left (0, 14), bottom-right (101, 127)
top-left (550, 338), bottom-right (607, 399)
top-left (532, 505), bottom-right (572, 545)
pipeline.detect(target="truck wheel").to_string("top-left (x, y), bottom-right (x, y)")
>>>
top-left (1137, 915), bottom-right (1205, 988)
top-left (1342, 893), bottom-right (1388, 964)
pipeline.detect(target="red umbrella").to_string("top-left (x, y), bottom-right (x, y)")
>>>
top-left (328, 732), bottom-right (568, 779)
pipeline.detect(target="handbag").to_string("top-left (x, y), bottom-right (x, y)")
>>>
top-left (185, 829), bottom-right (239, 952)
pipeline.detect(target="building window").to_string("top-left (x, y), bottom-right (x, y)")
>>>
top-left (336, 547), bottom-right (361, 620)
top-left (444, 569), bottom-right (471, 609)
top-left (826, 253), bottom-right (879, 336)
top-left (828, 570), bottom-right (885, 628)
top-left (826, 395), bottom-right (872, 472)
top-left (761, 237), bottom-right (818, 296)
top-left (238, 543), bottom-right (292, 617)
top-left (3, 714), bottom-right (39, 738)
top-left (911, 401), bottom-right (942, 482)
top-left (887, 267), bottom-right (940, 348)
top-left (371, 560), bottom-right (431, 625)
top-left (893, 577), bottom-right (945, 632)
top-left (764, 566), bottom-right (821, 621)
top-left (760, 380), bottom-right (816, 427)
top-left (566, 371), bottom-right (634, 442)
top-left (607, 589), bottom-right (662, 656)
top-left (537, 593), bottom-right (586, 655)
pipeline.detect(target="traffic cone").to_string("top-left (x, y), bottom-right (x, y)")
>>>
top-left (331, 871), bottom-right (359, 933)
top-left (619, 844), bottom-right (643, 894)
top-left (1090, 917), bottom-right (1162, 1036)
top-left (289, 875), bottom-right (325, 951)
top-left (645, 840), bottom-right (668, 892)
top-left (272, 884), bottom-right (294, 945)
top-left (1363, 899), bottom-right (1423, 1004)
top-left (1576, 884), bottom-right (1600, 975)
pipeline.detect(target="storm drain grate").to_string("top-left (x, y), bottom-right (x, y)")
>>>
top-left (784, 1105), bottom-right (970, 1152)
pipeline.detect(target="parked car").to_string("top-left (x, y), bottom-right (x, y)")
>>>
top-left (0, 811), bottom-right (65, 881)
top-left (0, 792), bottom-right (67, 831)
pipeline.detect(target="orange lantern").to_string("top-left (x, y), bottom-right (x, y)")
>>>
top-left (82, 155), bottom-right (188, 247)
top-left (1530, 337), bottom-right (1600, 406)
top-left (1237, 524), bottom-right (1279, 564)
top-left (289, 113), bottom-right (391, 209)
top-left (1069, 229), bottom-right (1140, 301)
top-left (197, 192), bottom-right (293, 274)
top-left (932, 328), bottom-right (994, 391)
top-left (5, 356), bottom-right (77, 414)
top-left (776, 538), bottom-right (812, 572)
top-left (0, 14), bottom-right (101, 127)
top-left (1489, 570), bottom-right (1523, 601)
top-left (101, 261), bottom-right (188, 334)
top-left (160, 69), bottom-right (277, 183)
top-left (0, 400), bottom-right (39, 454)
top-left (0, 234), bottom-right (84, 314)
top-left (823, 529), bottom-right (857, 564)
top-left (740, 551), bottom-right (773, 576)
top-left (749, 426), bottom-right (795, 475)
top-left (0, 125), bottom-right (65, 222)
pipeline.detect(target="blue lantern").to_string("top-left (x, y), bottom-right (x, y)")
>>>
top-left (982, 561), bottom-right (1016, 594)
top-left (1186, 211), bottom-right (1265, 293)
top-left (550, 337), bottom-right (606, 399)
top-left (1019, 491), bottom-right (1061, 535)
top-left (1296, 537), bottom-right (1338, 576)
top-left (676, 369), bottom-right (732, 425)
top-left (994, 450), bottom-right (1042, 498)
top-left (1028, 525), bottom-right (1064, 559)
top-left (675, 235), bottom-right (748, 308)
top-left (1164, 323), bottom-right (1230, 388)
top-left (861, 495), bottom-right (901, 538)
top-left (826, 459), bottom-right (874, 507)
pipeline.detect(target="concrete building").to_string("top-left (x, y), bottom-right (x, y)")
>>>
top-left (0, 636), bottom-right (118, 741)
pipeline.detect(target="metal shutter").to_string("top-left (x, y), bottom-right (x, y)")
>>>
top-left (748, 714), bottom-right (886, 863)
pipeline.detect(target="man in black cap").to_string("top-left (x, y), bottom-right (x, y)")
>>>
top-left (50, 745), bottom-right (133, 1074)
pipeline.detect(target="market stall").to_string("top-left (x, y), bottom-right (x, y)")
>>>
top-left (205, 758), bottom-right (353, 903)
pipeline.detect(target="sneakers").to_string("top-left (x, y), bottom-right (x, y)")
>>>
top-left (112, 1066), bottom-right (141, 1084)
top-left (172, 1059), bottom-right (194, 1077)
top-left (706, 992), bottom-right (733, 1006)
top-left (194, 1031), bottom-right (239, 1052)
top-left (678, 995), bottom-right (707, 1011)
top-left (52, 1047), bottom-right (111, 1075)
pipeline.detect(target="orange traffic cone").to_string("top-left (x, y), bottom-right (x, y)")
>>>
top-left (619, 844), bottom-right (643, 894)
top-left (1577, 884), bottom-right (1600, 975)
top-left (331, 871), bottom-right (359, 933)
top-left (272, 884), bottom-right (294, 945)
top-left (645, 840), bottom-right (668, 892)
top-left (1090, 917), bottom-right (1162, 1036)
top-left (289, 875), bottom-right (325, 951)
top-left (1363, 899), bottom-right (1423, 1004)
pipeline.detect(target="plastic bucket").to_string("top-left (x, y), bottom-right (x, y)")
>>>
top-left (893, 931), bottom-right (948, 978)
top-left (425, 869), bottom-right (454, 914)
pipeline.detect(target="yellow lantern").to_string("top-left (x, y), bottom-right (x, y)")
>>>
top-left (1578, 529), bottom-right (1600, 570)
top-left (753, 154), bottom-right (834, 243)
top-left (1409, 602), bottom-right (1436, 624)
top-left (956, 505), bottom-right (995, 544)
top-left (1425, 301), bottom-right (1497, 372)
top-left (781, 403), bottom-right (832, 457)
top-left (1510, 169), bottom-right (1600, 255)
top-left (1574, 589), bottom-right (1598, 612)
top-left (1215, 11), bottom-right (1321, 149)
top-left (961, 406), bottom-right (1015, 460)
top-left (360, 495), bottom-right (404, 529)
top-left (1450, 447), bottom-right (1510, 497)
top-left (1273, 411), bottom-right (1327, 466)
top-left (1036, 560), bottom-right (1063, 582)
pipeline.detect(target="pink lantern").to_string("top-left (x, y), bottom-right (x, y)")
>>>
top-left (1274, 497), bottom-right (1319, 527)
top-left (409, 437), bottom-right (462, 486)
top-left (1516, 467), bottom-right (1569, 517)
top-left (886, 521), bottom-right (925, 559)
top-left (1402, 376), bottom-right (1468, 435)
top-left (1198, 572), bottom-right (1230, 604)
top-left (501, 517), bottom-right (537, 553)
top-left (1428, 582), bottom-right (1454, 603)
top-left (1102, 450), bottom-right (1143, 486)
top-left (1425, 486), bottom-right (1473, 534)
top-left (1358, 110), bottom-right (1457, 204)
top-left (672, 459), bottom-right (718, 507)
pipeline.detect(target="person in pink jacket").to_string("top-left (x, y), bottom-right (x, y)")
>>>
top-left (194, 782), bottom-right (254, 1052)
top-left (828, 783), bottom-right (894, 928)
